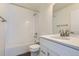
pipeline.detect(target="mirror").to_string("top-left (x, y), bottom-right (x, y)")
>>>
top-left (53, 3), bottom-right (79, 34)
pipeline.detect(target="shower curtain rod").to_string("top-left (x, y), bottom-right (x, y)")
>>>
top-left (10, 3), bottom-right (39, 13)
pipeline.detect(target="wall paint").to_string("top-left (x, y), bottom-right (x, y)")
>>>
top-left (0, 3), bottom-right (53, 56)
top-left (39, 4), bottom-right (53, 36)
top-left (4, 4), bottom-right (37, 56)
top-left (0, 4), bottom-right (6, 55)
top-left (33, 13), bottom-right (40, 42)
top-left (53, 3), bottom-right (79, 34)
top-left (53, 8), bottom-right (70, 33)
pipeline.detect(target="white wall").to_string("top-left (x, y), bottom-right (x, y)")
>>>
top-left (53, 3), bottom-right (79, 34)
top-left (70, 9), bottom-right (79, 34)
top-left (0, 3), bottom-right (53, 56)
top-left (33, 13), bottom-right (40, 42)
top-left (0, 4), bottom-right (7, 56)
top-left (53, 8), bottom-right (70, 33)
top-left (4, 4), bottom-right (37, 56)
top-left (39, 4), bottom-right (53, 36)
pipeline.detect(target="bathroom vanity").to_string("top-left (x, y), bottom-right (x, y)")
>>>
top-left (40, 34), bottom-right (79, 56)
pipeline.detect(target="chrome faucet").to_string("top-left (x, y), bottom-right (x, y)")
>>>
top-left (59, 29), bottom-right (70, 37)
top-left (59, 29), bottom-right (75, 37)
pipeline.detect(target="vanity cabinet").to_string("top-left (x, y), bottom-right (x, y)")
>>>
top-left (40, 44), bottom-right (58, 56)
top-left (40, 38), bottom-right (79, 56)
top-left (40, 38), bottom-right (59, 56)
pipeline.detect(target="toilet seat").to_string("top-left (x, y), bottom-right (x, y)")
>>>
top-left (30, 44), bottom-right (40, 52)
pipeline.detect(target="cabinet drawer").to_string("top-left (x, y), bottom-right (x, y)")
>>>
top-left (40, 45), bottom-right (48, 56)
top-left (40, 38), bottom-right (79, 56)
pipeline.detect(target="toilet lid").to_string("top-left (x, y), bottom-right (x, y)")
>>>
top-left (30, 44), bottom-right (40, 49)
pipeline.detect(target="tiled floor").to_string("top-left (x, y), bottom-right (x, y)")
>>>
top-left (18, 52), bottom-right (31, 56)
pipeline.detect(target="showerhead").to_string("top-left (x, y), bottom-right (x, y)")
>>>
top-left (0, 16), bottom-right (6, 22)
top-left (33, 13), bottom-right (37, 16)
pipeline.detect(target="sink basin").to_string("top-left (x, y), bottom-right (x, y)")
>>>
top-left (50, 35), bottom-right (70, 40)
top-left (53, 36), bottom-right (70, 40)
top-left (49, 34), bottom-right (79, 40)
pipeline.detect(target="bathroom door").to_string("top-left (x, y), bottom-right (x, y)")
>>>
top-left (0, 17), bottom-right (6, 56)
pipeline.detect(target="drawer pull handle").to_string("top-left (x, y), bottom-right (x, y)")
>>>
top-left (47, 52), bottom-right (50, 56)
top-left (41, 50), bottom-right (45, 54)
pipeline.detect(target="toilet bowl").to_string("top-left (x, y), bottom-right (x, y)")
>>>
top-left (29, 44), bottom-right (40, 56)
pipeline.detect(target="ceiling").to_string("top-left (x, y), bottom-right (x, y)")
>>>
top-left (13, 3), bottom-right (51, 12)
top-left (11, 3), bottom-right (73, 12)
top-left (54, 3), bottom-right (73, 12)
top-left (12, 3), bottom-right (72, 12)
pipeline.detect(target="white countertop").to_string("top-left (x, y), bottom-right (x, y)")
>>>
top-left (40, 34), bottom-right (79, 50)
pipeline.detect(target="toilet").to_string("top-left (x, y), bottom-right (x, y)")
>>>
top-left (29, 44), bottom-right (40, 56)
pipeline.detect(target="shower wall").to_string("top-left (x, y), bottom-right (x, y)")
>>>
top-left (0, 4), bottom-right (7, 56)
top-left (1, 4), bottom-right (37, 56)
top-left (0, 3), bottom-right (53, 56)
